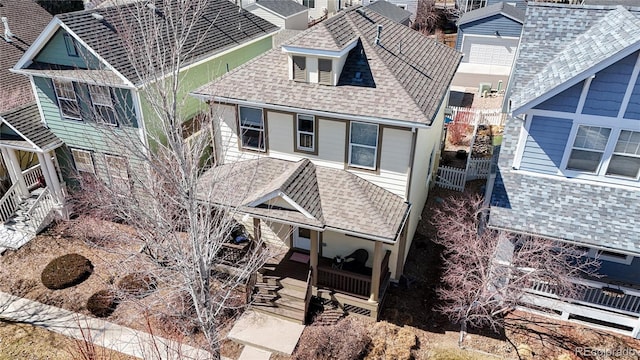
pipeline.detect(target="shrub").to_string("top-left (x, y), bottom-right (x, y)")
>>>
top-left (293, 318), bottom-right (370, 360)
top-left (117, 273), bottom-right (157, 298)
top-left (87, 290), bottom-right (118, 318)
top-left (41, 254), bottom-right (93, 290)
top-left (447, 122), bottom-right (470, 146)
top-left (367, 322), bottom-right (417, 360)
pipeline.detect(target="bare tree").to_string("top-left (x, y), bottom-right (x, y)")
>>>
top-left (431, 194), bottom-right (600, 346)
top-left (412, 0), bottom-right (444, 35)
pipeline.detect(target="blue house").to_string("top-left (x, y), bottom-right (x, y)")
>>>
top-left (488, 3), bottom-right (640, 338)
top-left (455, 0), bottom-right (525, 14)
top-left (452, 1), bottom-right (524, 89)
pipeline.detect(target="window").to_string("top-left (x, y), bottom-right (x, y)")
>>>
top-left (303, 0), bottom-right (315, 8)
top-left (105, 155), bottom-right (130, 193)
top-left (566, 125), bottom-right (611, 173)
top-left (53, 80), bottom-right (81, 120)
top-left (239, 106), bottom-right (265, 151)
top-left (89, 85), bottom-right (117, 126)
top-left (606, 130), bottom-right (640, 179)
top-left (349, 122), bottom-right (378, 169)
top-left (71, 149), bottom-right (95, 174)
top-left (587, 248), bottom-right (634, 265)
top-left (296, 114), bottom-right (315, 152)
top-left (318, 59), bottom-right (332, 85)
top-left (63, 33), bottom-right (78, 57)
top-left (292, 56), bottom-right (306, 82)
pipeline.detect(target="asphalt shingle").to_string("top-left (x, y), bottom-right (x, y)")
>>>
top-left (255, 0), bottom-right (307, 18)
top-left (0, 104), bottom-right (63, 150)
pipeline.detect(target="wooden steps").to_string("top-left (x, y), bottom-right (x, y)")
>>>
top-left (251, 268), bottom-right (308, 324)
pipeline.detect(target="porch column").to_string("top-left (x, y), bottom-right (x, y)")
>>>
top-left (253, 217), bottom-right (261, 242)
top-left (37, 152), bottom-right (62, 204)
top-left (3, 148), bottom-right (28, 196)
top-left (394, 222), bottom-right (409, 279)
top-left (310, 230), bottom-right (318, 286)
top-left (369, 241), bottom-right (383, 302)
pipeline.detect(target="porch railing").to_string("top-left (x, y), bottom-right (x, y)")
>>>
top-left (0, 183), bottom-right (21, 223)
top-left (317, 250), bottom-right (391, 299)
top-left (22, 164), bottom-right (43, 190)
top-left (528, 277), bottom-right (640, 316)
top-left (303, 267), bottom-right (313, 322)
top-left (26, 187), bottom-right (55, 232)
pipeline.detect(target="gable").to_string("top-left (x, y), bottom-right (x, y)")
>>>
top-left (456, 14), bottom-right (522, 52)
top-left (582, 51), bottom-right (638, 117)
top-left (33, 28), bottom-right (102, 70)
top-left (534, 81), bottom-right (584, 113)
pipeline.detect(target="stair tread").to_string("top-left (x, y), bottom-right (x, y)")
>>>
top-left (277, 286), bottom-right (307, 300)
top-left (252, 304), bottom-right (305, 322)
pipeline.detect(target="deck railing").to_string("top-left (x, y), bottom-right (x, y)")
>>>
top-left (26, 187), bottom-right (54, 232)
top-left (317, 250), bottom-right (392, 299)
top-left (22, 164), bottom-right (43, 190)
top-left (303, 267), bottom-right (313, 322)
top-left (0, 183), bottom-right (21, 223)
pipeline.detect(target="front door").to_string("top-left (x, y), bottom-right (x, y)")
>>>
top-left (293, 227), bottom-right (311, 251)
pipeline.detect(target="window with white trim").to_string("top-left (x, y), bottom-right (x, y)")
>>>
top-left (63, 33), bottom-right (78, 57)
top-left (105, 155), bottom-right (130, 193)
top-left (588, 248), bottom-right (634, 265)
top-left (349, 122), bottom-right (378, 169)
top-left (71, 149), bottom-right (95, 174)
top-left (303, 0), bottom-right (315, 8)
top-left (89, 85), bottom-right (117, 126)
top-left (292, 56), bottom-right (306, 82)
top-left (53, 80), bottom-right (81, 120)
top-left (564, 125), bottom-right (640, 181)
top-left (318, 59), bottom-right (332, 85)
top-left (238, 106), bottom-right (265, 151)
top-left (296, 114), bottom-right (315, 152)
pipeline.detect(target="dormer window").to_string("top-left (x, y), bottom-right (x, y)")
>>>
top-left (318, 59), bottom-right (332, 85)
top-left (293, 56), bottom-right (307, 82)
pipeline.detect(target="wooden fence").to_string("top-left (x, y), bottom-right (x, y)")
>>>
top-left (435, 157), bottom-right (492, 192)
top-left (447, 106), bottom-right (507, 126)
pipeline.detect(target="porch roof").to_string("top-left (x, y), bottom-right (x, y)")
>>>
top-left (0, 103), bottom-right (64, 152)
top-left (196, 158), bottom-right (410, 242)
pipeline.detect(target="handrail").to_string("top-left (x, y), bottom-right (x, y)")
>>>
top-left (22, 164), bottom-right (43, 190)
top-left (0, 183), bottom-right (21, 223)
top-left (303, 267), bottom-right (312, 324)
top-left (26, 187), bottom-right (54, 231)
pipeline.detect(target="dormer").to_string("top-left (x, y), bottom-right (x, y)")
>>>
top-left (282, 37), bottom-right (358, 86)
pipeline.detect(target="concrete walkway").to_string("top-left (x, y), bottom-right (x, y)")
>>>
top-left (0, 291), bottom-right (219, 359)
top-left (228, 310), bottom-right (305, 355)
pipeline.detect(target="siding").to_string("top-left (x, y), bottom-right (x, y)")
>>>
top-left (285, 12), bottom-right (310, 30)
top-left (582, 51), bottom-right (637, 117)
top-left (519, 115), bottom-right (572, 174)
top-left (250, 7), bottom-right (286, 28)
top-left (321, 230), bottom-right (394, 271)
top-left (236, 215), bottom-right (292, 246)
top-left (34, 28), bottom-right (101, 69)
top-left (456, 14), bottom-right (522, 52)
top-left (624, 68), bottom-right (640, 120)
top-left (534, 81), bottom-right (583, 113)
top-left (216, 106), bottom-right (412, 197)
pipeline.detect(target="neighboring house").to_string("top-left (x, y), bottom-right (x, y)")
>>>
top-left (1, 0), bottom-right (278, 246)
top-left (0, 0), bottom-right (59, 249)
top-left (364, 0), bottom-right (412, 26)
top-left (361, 0), bottom-right (416, 23)
top-left (452, 2), bottom-right (524, 89)
top-left (488, 3), bottom-right (640, 338)
top-left (241, 0), bottom-right (309, 30)
top-left (456, 0), bottom-right (526, 14)
top-left (191, 6), bottom-right (461, 320)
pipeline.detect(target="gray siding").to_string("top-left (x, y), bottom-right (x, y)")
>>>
top-left (534, 81), bottom-right (583, 113)
top-left (455, 14), bottom-right (522, 51)
top-left (582, 51), bottom-right (637, 117)
top-left (34, 29), bottom-right (101, 69)
top-left (487, 0), bottom-right (526, 11)
top-left (519, 115), bottom-right (571, 174)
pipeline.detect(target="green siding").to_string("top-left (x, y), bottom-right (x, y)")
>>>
top-left (141, 35), bottom-right (273, 143)
top-left (34, 28), bottom-right (101, 69)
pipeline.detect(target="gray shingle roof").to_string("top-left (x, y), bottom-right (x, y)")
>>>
top-left (508, 3), bottom-right (640, 113)
top-left (365, 0), bottom-right (412, 24)
top-left (0, 0), bottom-right (52, 111)
top-left (457, 1), bottom-right (524, 26)
top-left (196, 158), bottom-right (409, 241)
top-left (255, 0), bottom-right (307, 17)
top-left (193, 7), bottom-right (462, 125)
top-left (55, 0), bottom-right (278, 86)
top-left (0, 103), bottom-right (63, 151)
top-left (489, 115), bottom-right (640, 254)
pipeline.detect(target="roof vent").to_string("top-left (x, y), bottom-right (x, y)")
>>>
top-left (1, 17), bottom-right (14, 43)
top-left (375, 24), bottom-right (382, 45)
top-left (353, 71), bottom-right (363, 83)
top-left (91, 13), bottom-right (104, 21)
top-left (146, 3), bottom-right (156, 11)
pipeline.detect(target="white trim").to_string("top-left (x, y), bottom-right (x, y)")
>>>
top-left (0, 117), bottom-right (41, 151)
top-left (70, 148), bottom-right (95, 174)
top-left (131, 90), bottom-right (149, 153)
top-left (526, 108), bottom-right (640, 128)
top-left (589, 248), bottom-right (634, 265)
top-left (618, 52), bottom-right (640, 118)
top-left (13, 19), bottom-right (60, 70)
top-left (512, 42), bottom-right (640, 116)
top-left (575, 75), bottom-right (594, 115)
top-left (296, 114), bottom-right (315, 152)
top-left (11, 68), bottom-right (134, 89)
top-left (238, 105), bottom-right (266, 152)
top-left (281, 39), bottom-right (359, 59)
top-left (510, 168), bottom-right (640, 191)
top-left (247, 190), bottom-right (315, 219)
top-left (200, 96), bottom-right (431, 129)
top-left (29, 75), bottom-right (47, 127)
top-left (281, 193), bottom-right (315, 219)
top-left (512, 114), bottom-right (528, 169)
top-left (52, 79), bottom-right (82, 121)
top-left (348, 121), bottom-right (379, 170)
top-left (88, 85), bottom-right (118, 126)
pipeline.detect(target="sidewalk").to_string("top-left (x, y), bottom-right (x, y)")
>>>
top-left (0, 291), bottom-right (220, 359)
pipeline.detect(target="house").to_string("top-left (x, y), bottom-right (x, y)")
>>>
top-left (240, 0), bottom-right (309, 30)
top-left (487, 3), bottom-right (640, 338)
top-left (0, 0), bottom-right (278, 247)
top-left (191, 6), bottom-right (461, 320)
top-left (364, 0), bottom-right (412, 26)
top-left (452, 2), bottom-right (524, 89)
top-left (0, 0), bottom-right (60, 249)
top-left (361, 0), bottom-right (416, 24)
